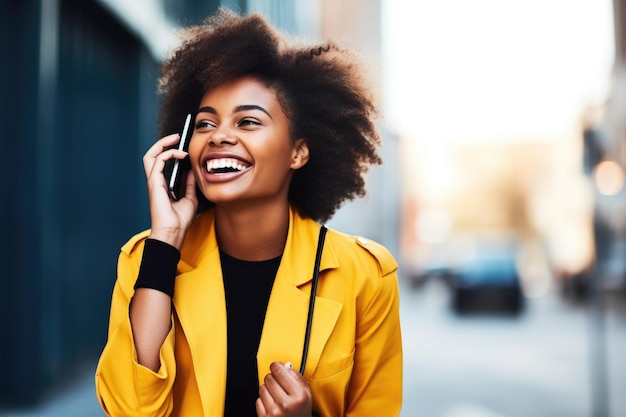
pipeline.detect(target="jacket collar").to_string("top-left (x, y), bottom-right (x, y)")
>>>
top-left (177, 205), bottom-right (340, 282)
top-left (281, 206), bottom-right (339, 285)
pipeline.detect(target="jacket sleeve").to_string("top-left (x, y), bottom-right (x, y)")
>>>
top-left (346, 240), bottom-right (403, 417)
top-left (95, 234), bottom-right (177, 417)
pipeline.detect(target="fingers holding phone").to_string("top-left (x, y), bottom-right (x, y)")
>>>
top-left (143, 115), bottom-right (198, 249)
top-left (144, 134), bottom-right (182, 177)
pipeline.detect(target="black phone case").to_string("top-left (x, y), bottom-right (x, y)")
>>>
top-left (163, 114), bottom-right (193, 200)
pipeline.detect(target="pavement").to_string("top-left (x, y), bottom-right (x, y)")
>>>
top-left (398, 277), bottom-right (626, 417)
top-left (0, 371), bottom-right (105, 417)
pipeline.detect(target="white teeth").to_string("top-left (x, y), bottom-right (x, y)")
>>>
top-left (206, 158), bottom-right (247, 173)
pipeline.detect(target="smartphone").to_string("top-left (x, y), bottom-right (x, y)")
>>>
top-left (163, 113), bottom-right (193, 200)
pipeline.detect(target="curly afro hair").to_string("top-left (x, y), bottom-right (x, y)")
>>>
top-left (158, 8), bottom-right (382, 223)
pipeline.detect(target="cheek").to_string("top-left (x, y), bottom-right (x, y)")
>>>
top-left (256, 143), bottom-right (292, 173)
top-left (261, 131), bottom-right (294, 161)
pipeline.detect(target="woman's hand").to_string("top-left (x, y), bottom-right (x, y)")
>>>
top-left (143, 133), bottom-right (198, 250)
top-left (256, 362), bottom-right (313, 417)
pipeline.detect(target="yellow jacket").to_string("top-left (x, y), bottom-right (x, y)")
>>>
top-left (95, 207), bottom-right (402, 416)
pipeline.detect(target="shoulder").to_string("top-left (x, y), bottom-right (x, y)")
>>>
top-left (325, 228), bottom-right (398, 277)
top-left (120, 210), bottom-right (215, 259)
top-left (120, 229), bottom-right (151, 256)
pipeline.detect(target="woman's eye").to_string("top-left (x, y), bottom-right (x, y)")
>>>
top-left (195, 120), bottom-right (216, 130)
top-left (237, 118), bottom-right (261, 127)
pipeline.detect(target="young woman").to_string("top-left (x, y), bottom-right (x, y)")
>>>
top-left (95, 8), bottom-right (402, 417)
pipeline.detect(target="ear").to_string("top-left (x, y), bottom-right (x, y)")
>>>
top-left (290, 138), bottom-right (310, 170)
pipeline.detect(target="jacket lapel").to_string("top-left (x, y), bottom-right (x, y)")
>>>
top-left (173, 212), bottom-right (227, 417)
top-left (257, 209), bottom-right (342, 381)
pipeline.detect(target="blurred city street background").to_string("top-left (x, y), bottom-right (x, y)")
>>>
top-left (2, 0), bottom-right (626, 416)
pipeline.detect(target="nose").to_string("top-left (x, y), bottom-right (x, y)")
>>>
top-left (208, 125), bottom-right (237, 147)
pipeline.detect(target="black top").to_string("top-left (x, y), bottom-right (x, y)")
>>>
top-left (220, 251), bottom-right (281, 417)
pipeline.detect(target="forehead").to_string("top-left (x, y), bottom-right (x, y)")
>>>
top-left (199, 76), bottom-right (279, 108)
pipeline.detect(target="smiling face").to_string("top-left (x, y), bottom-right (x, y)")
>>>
top-left (188, 76), bottom-right (309, 209)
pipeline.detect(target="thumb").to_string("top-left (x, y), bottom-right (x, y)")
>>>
top-left (284, 362), bottom-right (309, 387)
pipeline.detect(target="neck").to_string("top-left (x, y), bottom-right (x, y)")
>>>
top-left (214, 201), bottom-right (290, 261)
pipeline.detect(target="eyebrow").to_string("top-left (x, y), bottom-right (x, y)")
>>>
top-left (197, 105), bottom-right (272, 119)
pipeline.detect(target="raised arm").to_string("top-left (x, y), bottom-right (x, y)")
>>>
top-left (130, 133), bottom-right (198, 370)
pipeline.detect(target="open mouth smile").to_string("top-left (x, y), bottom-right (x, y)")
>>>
top-left (206, 158), bottom-right (250, 174)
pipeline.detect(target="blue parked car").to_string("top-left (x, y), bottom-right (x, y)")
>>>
top-left (448, 247), bottom-right (524, 315)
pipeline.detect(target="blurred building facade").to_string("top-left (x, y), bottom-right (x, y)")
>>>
top-left (1, 0), bottom-right (162, 407)
top-left (0, 0), bottom-right (397, 408)
top-left (584, 0), bottom-right (626, 299)
top-left (319, 0), bottom-right (401, 257)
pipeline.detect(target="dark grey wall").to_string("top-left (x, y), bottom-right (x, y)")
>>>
top-left (0, 0), bottom-right (158, 406)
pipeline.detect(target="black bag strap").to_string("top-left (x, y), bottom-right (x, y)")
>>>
top-left (299, 225), bottom-right (327, 375)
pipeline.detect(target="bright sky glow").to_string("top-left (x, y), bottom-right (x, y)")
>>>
top-left (382, 0), bottom-right (615, 144)
top-left (95, 0), bottom-right (177, 60)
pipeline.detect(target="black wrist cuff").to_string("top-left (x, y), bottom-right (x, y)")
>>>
top-left (134, 238), bottom-right (181, 298)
